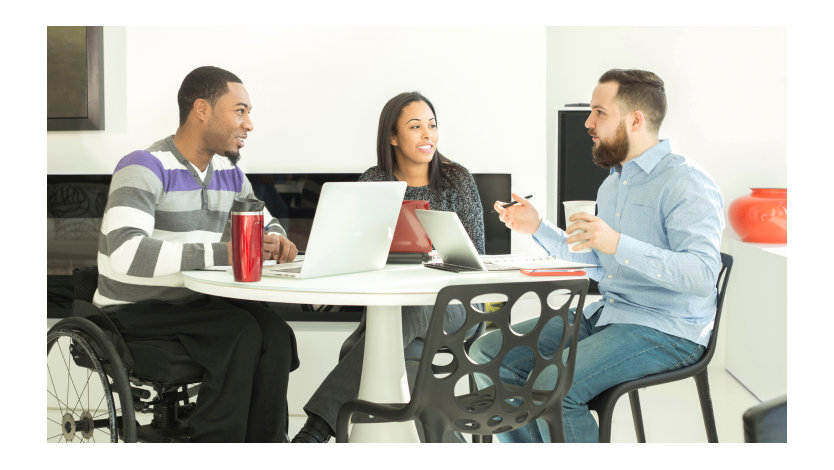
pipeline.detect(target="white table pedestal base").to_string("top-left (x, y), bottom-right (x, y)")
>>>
top-left (348, 305), bottom-right (420, 443)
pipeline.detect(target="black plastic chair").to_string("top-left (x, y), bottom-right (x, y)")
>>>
top-left (47, 266), bottom-right (203, 442)
top-left (588, 252), bottom-right (733, 442)
top-left (336, 279), bottom-right (589, 443)
top-left (337, 305), bottom-right (490, 442)
top-left (743, 395), bottom-right (787, 443)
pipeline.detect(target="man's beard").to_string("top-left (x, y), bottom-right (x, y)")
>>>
top-left (224, 151), bottom-right (240, 166)
top-left (590, 121), bottom-right (629, 169)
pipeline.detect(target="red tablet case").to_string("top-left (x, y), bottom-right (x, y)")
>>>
top-left (390, 200), bottom-right (432, 253)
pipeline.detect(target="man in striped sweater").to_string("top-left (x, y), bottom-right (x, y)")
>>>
top-left (94, 66), bottom-right (299, 442)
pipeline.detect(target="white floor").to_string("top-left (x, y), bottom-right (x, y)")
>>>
top-left (287, 362), bottom-right (761, 443)
top-left (284, 314), bottom-right (763, 444)
top-left (48, 311), bottom-right (766, 444)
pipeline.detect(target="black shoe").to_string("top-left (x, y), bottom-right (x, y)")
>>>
top-left (291, 414), bottom-right (333, 443)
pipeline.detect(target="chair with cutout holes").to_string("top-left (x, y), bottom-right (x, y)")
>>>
top-left (336, 308), bottom-right (489, 442)
top-left (587, 252), bottom-right (733, 442)
top-left (47, 266), bottom-right (203, 442)
top-left (336, 279), bottom-right (589, 442)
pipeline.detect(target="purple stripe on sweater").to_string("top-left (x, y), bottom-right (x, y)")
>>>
top-left (114, 151), bottom-right (164, 182)
top-left (166, 168), bottom-right (202, 191)
top-left (208, 167), bottom-right (244, 192)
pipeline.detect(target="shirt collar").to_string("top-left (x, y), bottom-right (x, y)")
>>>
top-left (611, 139), bottom-right (671, 175)
top-left (165, 134), bottom-right (214, 174)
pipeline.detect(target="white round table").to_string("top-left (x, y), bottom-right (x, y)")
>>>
top-left (183, 264), bottom-right (578, 442)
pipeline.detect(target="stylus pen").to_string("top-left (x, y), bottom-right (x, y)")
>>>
top-left (500, 194), bottom-right (533, 209)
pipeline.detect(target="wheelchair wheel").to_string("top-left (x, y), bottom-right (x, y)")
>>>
top-left (47, 318), bottom-right (137, 442)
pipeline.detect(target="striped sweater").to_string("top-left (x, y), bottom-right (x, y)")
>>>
top-left (93, 136), bottom-right (286, 309)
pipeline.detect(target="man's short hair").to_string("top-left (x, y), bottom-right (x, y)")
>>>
top-left (177, 66), bottom-right (243, 126)
top-left (598, 69), bottom-right (667, 132)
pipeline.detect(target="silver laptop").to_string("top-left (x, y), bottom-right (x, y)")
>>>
top-left (415, 209), bottom-right (595, 272)
top-left (264, 181), bottom-right (406, 278)
top-left (414, 209), bottom-right (499, 272)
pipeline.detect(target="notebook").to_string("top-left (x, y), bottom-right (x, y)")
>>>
top-left (263, 181), bottom-right (406, 278)
top-left (414, 209), bottom-right (596, 272)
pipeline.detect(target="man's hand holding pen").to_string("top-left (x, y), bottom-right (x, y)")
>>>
top-left (494, 193), bottom-right (542, 235)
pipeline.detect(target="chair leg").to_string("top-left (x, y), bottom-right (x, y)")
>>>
top-left (546, 405), bottom-right (566, 443)
top-left (694, 371), bottom-right (719, 443)
top-left (628, 390), bottom-right (647, 443)
top-left (594, 399), bottom-right (615, 443)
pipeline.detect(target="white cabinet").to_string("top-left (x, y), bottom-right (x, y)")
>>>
top-left (723, 237), bottom-right (787, 402)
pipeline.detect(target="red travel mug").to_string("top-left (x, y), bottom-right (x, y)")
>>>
top-left (231, 197), bottom-right (264, 282)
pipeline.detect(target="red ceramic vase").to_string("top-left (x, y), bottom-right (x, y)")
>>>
top-left (728, 188), bottom-right (787, 243)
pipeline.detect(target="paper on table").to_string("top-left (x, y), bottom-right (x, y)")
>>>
top-left (480, 254), bottom-right (596, 270)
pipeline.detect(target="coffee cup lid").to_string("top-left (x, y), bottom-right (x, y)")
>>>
top-left (232, 197), bottom-right (264, 212)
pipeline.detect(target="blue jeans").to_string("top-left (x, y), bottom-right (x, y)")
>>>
top-left (468, 307), bottom-right (705, 443)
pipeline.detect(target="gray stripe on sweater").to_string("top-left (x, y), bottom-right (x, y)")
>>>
top-left (125, 236), bottom-right (163, 277)
top-left (156, 209), bottom-right (229, 233)
top-left (105, 186), bottom-right (158, 217)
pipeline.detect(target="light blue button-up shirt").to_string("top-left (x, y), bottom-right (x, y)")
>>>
top-left (533, 139), bottom-right (724, 346)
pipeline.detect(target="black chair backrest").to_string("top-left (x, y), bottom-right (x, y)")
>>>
top-left (70, 266), bottom-right (136, 371)
top-left (409, 279), bottom-right (589, 441)
top-left (72, 266), bottom-right (99, 303)
top-left (699, 252), bottom-right (734, 364)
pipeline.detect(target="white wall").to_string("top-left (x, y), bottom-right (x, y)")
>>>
top-left (47, 26), bottom-right (787, 253)
top-left (47, 26), bottom-right (548, 252)
top-left (545, 27), bottom-right (787, 235)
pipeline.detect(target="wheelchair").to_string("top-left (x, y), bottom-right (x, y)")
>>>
top-left (47, 266), bottom-right (203, 442)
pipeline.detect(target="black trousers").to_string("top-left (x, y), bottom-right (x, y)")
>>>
top-left (106, 295), bottom-right (299, 442)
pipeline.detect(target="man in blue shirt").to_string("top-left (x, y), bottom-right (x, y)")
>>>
top-left (469, 69), bottom-right (724, 442)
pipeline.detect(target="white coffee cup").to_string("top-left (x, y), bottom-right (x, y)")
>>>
top-left (563, 200), bottom-right (597, 253)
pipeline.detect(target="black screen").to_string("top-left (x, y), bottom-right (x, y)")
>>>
top-left (46, 172), bottom-right (511, 318)
top-left (557, 110), bottom-right (609, 230)
top-left (557, 110), bottom-right (608, 294)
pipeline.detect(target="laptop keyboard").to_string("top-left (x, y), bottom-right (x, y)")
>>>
top-left (265, 262), bottom-right (303, 274)
top-left (424, 263), bottom-right (481, 273)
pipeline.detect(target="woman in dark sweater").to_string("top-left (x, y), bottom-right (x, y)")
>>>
top-left (292, 92), bottom-right (485, 443)
top-left (358, 92), bottom-right (485, 253)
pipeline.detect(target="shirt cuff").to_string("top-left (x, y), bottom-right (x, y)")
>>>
top-left (212, 242), bottom-right (229, 266)
top-left (532, 218), bottom-right (566, 247)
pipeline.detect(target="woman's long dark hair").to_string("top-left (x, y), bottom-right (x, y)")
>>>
top-left (376, 91), bottom-right (451, 193)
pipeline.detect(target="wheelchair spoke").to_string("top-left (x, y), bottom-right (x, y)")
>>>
top-left (92, 394), bottom-right (107, 418)
top-left (48, 330), bottom-right (122, 443)
top-left (54, 339), bottom-right (74, 416)
top-left (65, 353), bottom-right (90, 418)
top-left (47, 382), bottom-right (73, 415)
top-left (69, 370), bottom-right (93, 417)
top-left (93, 407), bottom-right (113, 420)
top-left (47, 364), bottom-right (65, 416)
top-left (55, 336), bottom-right (85, 413)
